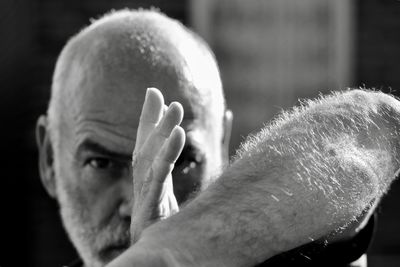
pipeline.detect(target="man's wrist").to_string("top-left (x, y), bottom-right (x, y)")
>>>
top-left (107, 239), bottom-right (186, 267)
top-left (137, 225), bottom-right (197, 266)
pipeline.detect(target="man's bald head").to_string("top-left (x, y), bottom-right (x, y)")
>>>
top-left (48, 9), bottom-right (224, 144)
top-left (37, 9), bottom-right (230, 266)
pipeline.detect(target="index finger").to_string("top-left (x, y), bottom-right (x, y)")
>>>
top-left (135, 87), bottom-right (165, 150)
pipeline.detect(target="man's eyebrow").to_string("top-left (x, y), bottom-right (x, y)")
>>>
top-left (76, 140), bottom-right (132, 161)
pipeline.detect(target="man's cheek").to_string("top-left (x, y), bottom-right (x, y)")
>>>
top-left (67, 160), bottom-right (112, 198)
top-left (58, 157), bottom-right (125, 226)
top-left (57, 165), bottom-right (101, 216)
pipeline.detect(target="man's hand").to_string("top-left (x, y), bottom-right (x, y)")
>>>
top-left (130, 87), bottom-right (185, 244)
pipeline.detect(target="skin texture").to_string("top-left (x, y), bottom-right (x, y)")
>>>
top-left (36, 9), bottom-right (399, 267)
top-left (109, 89), bottom-right (400, 267)
top-left (36, 10), bottom-right (231, 267)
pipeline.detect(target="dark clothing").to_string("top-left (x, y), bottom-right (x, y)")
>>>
top-left (64, 259), bottom-right (82, 267)
top-left (257, 214), bottom-right (376, 267)
top-left (65, 214), bottom-right (375, 267)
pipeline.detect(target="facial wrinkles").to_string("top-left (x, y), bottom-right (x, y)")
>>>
top-left (73, 117), bottom-right (137, 155)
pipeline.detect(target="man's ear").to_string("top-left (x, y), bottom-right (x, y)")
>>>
top-left (221, 109), bottom-right (233, 165)
top-left (36, 115), bottom-right (57, 198)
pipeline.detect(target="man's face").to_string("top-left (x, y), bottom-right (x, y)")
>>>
top-left (47, 53), bottom-right (226, 266)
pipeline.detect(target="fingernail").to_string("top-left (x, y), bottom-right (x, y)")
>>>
top-left (172, 125), bottom-right (179, 132)
top-left (171, 125), bottom-right (184, 136)
top-left (146, 87), bottom-right (155, 99)
top-left (167, 102), bottom-right (176, 112)
top-left (169, 102), bottom-right (182, 111)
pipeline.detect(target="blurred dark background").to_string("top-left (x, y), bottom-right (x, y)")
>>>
top-left (0, 0), bottom-right (399, 266)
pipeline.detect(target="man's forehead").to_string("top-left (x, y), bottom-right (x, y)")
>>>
top-left (62, 78), bottom-right (201, 147)
top-left (70, 74), bottom-right (197, 124)
top-left (70, 114), bottom-right (201, 155)
top-left (59, 72), bottom-right (222, 156)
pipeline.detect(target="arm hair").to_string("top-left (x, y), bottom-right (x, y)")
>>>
top-left (130, 89), bottom-right (400, 266)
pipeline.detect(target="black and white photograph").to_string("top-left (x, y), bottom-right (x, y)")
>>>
top-left (0, 0), bottom-right (399, 266)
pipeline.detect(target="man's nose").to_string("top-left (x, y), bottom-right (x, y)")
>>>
top-left (118, 173), bottom-right (133, 218)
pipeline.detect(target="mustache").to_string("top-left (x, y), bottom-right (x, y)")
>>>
top-left (94, 215), bottom-right (131, 253)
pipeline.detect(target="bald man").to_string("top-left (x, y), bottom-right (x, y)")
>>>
top-left (36, 9), bottom-right (400, 267)
top-left (37, 10), bottom-right (231, 267)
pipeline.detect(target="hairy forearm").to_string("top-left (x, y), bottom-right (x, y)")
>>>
top-left (113, 90), bottom-right (400, 267)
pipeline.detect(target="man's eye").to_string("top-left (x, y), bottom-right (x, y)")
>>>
top-left (87, 158), bottom-right (114, 169)
top-left (83, 157), bottom-right (130, 179)
top-left (175, 146), bottom-right (204, 173)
